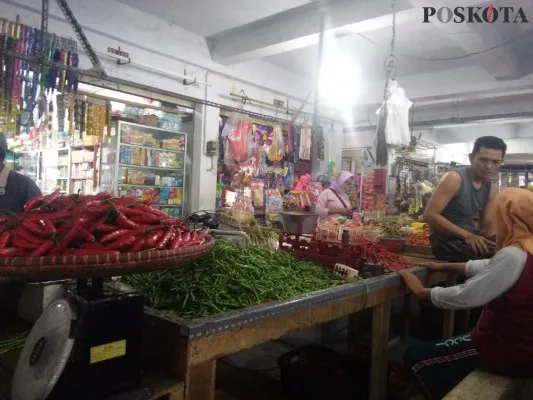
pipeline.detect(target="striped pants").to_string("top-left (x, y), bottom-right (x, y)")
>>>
top-left (404, 334), bottom-right (484, 400)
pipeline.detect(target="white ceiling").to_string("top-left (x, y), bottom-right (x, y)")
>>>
top-left (116, 0), bottom-right (311, 36)
top-left (120, 0), bottom-right (533, 92)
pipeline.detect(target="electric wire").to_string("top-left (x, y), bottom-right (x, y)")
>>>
top-left (358, 28), bottom-right (533, 62)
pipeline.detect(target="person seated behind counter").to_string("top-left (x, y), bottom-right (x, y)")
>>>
top-left (400, 188), bottom-right (533, 399)
top-left (316, 170), bottom-right (354, 221)
top-left (0, 133), bottom-right (42, 213)
top-left (424, 136), bottom-right (506, 262)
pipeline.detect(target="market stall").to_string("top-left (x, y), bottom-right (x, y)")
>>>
top-left (139, 263), bottom-right (453, 400)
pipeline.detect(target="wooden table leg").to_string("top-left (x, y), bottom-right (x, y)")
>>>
top-left (185, 360), bottom-right (216, 400)
top-left (370, 301), bottom-right (391, 400)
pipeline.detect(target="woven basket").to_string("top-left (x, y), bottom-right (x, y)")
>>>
top-left (0, 236), bottom-right (215, 282)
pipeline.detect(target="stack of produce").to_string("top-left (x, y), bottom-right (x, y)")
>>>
top-left (405, 223), bottom-right (430, 247)
top-left (242, 224), bottom-right (279, 249)
top-left (0, 190), bottom-right (206, 257)
top-left (359, 239), bottom-right (414, 272)
top-left (372, 215), bottom-right (413, 238)
top-left (123, 240), bottom-right (343, 320)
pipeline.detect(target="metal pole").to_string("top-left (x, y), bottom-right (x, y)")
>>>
top-left (312, 7), bottom-right (327, 173)
top-left (40, 0), bottom-right (49, 46)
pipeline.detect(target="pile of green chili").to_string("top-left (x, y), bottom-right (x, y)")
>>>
top-left (123, 240), bottom-right (343, 319)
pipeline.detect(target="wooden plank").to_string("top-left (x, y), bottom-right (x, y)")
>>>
top-left (185, 359), bottom-right (216, 400)
top-left (370, 301), bottom-right (391, 400)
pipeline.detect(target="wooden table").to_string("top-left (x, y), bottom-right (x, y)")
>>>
top-left (143, 262), bottom-right (455, 400)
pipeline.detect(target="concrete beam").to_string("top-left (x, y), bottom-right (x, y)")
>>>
top-left (207, 0), bottom-right (416, 65)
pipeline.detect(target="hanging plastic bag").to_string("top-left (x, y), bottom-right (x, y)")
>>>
top-left (222, 113), bottom-right (253, 165)
top-left (377, 80), bottom-right (412, 147)
top-left (267, 124), bottom-right (285, 162)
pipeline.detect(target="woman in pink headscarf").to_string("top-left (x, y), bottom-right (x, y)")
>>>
top-left (316, 170), bottom-right (354, 221)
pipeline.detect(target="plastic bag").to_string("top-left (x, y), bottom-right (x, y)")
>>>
top-left (222, 113), bottom-right (253, 165)
top-left (267, 124), bottom-right (285, 162)
top-left (251, 179), bottom-right (265, 208)
top-left (376, 81), bottom-right (413, 147)
top-left (265, 189), bottom-right (283, 215)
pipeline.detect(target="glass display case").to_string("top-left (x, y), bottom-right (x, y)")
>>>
top-left (100, 121), bottom-right (187, 217)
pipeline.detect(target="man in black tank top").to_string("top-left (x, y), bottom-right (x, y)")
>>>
top-left (424, 136), bottom-right (507, 262)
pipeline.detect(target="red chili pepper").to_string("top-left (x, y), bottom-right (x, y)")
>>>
top-left (85, 203), bottom-right (110, 216)
top-left (117, 213), bottom-right (139, 230)
top-left (187, 238), bottom-right (206, 246)
top-left (77, 229), bottom-right (96, 243)
top-left (146, 230), bottom-right (164, 248)
top-left (44, 189), bottom-right (61, 205)
top-left (0, 248), bottom-right (21, 257)
top-left (162, 218), bottom-right (180, 226)
top-left (157, 228), bottom-right (174, 250)
top-left (24, 209), bottom-right (70, 221)
top-left (100, 229), bottom-right (133, 244)
top-left (105, 235), bottom-right (136, 250)
top-left (0, 231), bottom-right (10, 249)
top-left (130, 215), bottom-right (160, 225)
top-left (72, 249), bottom-right (120, 256)
top-left (12, 234), bottom-right (41, 249)
top-left (130, 238), bottom-right (146, 252)
top-left (94, 192), bottom-right (114, 201)
top-left (24, 196), bottom-right (45, 212)
top-left (133, 204), bottom-right (167, 218)
top-left (58, 225), bottom-right (83, 252)
top-left (189, 231), bottom-right (197, 242)
top-left (169, 230), bottom-right (183, 249)
top-left (117, 206), bottom-right (146, 218)
top-left (95, 223), bottom-right (115, 233)
top-left (181, 230), bottom-right (191, 244)
top-left (28, 241), bottom-right (55, 257)
top-left (81, 243), bottom-right (104, 250)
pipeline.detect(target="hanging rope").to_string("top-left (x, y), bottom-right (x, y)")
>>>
top-left (375, 0), bottom-right (398, 166)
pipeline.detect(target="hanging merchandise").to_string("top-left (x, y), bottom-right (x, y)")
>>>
top-left (383, 81), bottom-right (412, 147)
top-left (286, 125), bottom-right (295, 162)
top-left (316, 125), bottom-right (325, 161)
top-left (0, 18), bottom-right (79, 135)
top-left (267, 124), bottom-right (285, 162)
top-left (299, 125), bottom-right (312, 160)
top-left (222, 112), bottom-right (253, 165)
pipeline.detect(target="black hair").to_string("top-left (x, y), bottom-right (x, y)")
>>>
top-left (472, 136), bottom-right (507, 157)
top-left (0, 147), bottom-right (6, 162)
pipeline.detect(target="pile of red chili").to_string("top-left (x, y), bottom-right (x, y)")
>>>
top-left (0, 191), bottom-right (207, 257)
top-left (406, 228), bottom-right (431, 247)
top-left (359, 239), bottom-right (413, 272)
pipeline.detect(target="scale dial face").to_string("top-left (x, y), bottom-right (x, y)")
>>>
top-left (12, 299), bottom-right (76, 400)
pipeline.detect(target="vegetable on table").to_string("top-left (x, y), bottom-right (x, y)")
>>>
top-left (122, 240), bottom-right (343, 320)
top-left (0, 190), bottom-right (208, 258)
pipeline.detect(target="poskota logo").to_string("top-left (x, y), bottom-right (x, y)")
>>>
top-left (423, 3), bottom-right (529, 23)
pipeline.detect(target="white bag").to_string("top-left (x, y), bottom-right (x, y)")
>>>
top-left (376, 81), bottom-right (413, 147)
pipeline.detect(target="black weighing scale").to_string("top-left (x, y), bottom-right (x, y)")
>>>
top-left (12, 277), bottom-right (147, 400)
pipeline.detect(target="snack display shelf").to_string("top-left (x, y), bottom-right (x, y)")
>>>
top-left (120, 142), bottom-right (185, 154)
top-left (100, 121), bottom-right (187, 217)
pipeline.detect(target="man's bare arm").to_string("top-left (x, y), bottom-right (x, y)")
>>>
top-left (423, 171), bottom-right (471, 239)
